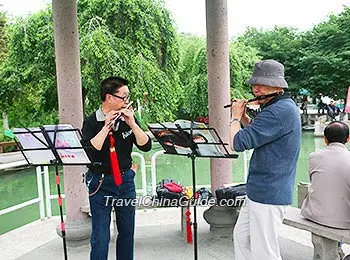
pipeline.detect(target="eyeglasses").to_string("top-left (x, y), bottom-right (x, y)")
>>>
top-left (110, 93), bottom-right (130, 102)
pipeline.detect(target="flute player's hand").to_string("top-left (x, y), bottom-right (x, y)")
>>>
top-left (230, 99), bottom-right (247, 120)
top-left (104, 110), bottom-right (121, 129)
top-left (121, 105), bottom-right (136, 128)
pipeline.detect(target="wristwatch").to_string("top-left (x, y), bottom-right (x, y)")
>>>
top-left (230, 118), bottom-right (240, 123)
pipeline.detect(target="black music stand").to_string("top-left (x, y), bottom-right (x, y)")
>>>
top-left (13, 124), bottom-right (92, 260)
top-left (149, 121), bottom-right (238, 260)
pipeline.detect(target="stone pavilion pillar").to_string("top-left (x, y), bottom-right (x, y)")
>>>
top-left (204, 0), bottom-right (237, 237)
top-left (52, 0), bottom-right (90, 246)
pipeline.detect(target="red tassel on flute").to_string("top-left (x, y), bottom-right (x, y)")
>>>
top-left (109, 132), bottom-right (122, 186)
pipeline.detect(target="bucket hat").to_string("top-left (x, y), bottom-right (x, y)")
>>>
top-left (248, 59), bottom-right (288, 88)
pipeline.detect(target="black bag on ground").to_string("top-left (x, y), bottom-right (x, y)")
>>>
top-left (215, 184), bottom-right (246, 207)
top-left (195, 187), bottom-right (213, 205)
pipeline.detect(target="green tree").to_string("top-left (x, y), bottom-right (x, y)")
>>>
top-left (0, 11), bottom-right (7, 62)
top-left (237, 9), bottom-right (350, 99)
top-left (179, 34), bottom-right (259, 118)
top-left (177, 33), bottom-right (206, 87)
top-left (0, 10), bottom-right (57, 126)
top-left (78, 0), bottom-right (181, 123)
top-left (176, 34), bottom-right (206, 118)
top-left (238, 26), bottom-right (303, 92)
top-left (0, 0), bottom-right (181, 127)
top-left (298, 7), bottom-right (350, 98)
top-left (79, 15), bottom-right (180, 123)
top-left (0, 11), bottom-right (9, 138)
top-left (229, 41), bottom-right (260, 99)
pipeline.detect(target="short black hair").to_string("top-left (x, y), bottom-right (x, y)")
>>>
top-left (100, 76), bottom-right (129, 101)
top-left (324, 121), bottom-right (349, 144)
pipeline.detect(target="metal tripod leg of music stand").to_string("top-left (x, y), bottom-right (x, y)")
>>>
top-left (189, 153), bottom-right (198, 260)
top-left (54, 163), bottom-right (68, 260)
top-left (148, 121), bottom-right (239, 260)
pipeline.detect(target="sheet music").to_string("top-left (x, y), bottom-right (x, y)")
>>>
top-left (148, 120), bottom-right (225, 157)
top-left (14, 124), bottom-right (91, 165)
top-left (13, 127), bottom-right (56, 164)
top-left (43, 125), bottom-right (91, 164)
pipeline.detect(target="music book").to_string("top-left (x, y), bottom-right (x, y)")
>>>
top-left (148, 120), bottom-right (231, 157)
top-left (13, 124), bottom-right (90, 165)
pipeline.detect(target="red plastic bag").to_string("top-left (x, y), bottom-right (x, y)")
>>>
top-left (163, 182), bottom-right (183, 193)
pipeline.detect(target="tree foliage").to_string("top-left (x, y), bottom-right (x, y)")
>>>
top-left (0, 10), bottom-right (57, 126)
top-left (1, 2), bottom-right (350, 127)
top-left (179, 34), bottom-right (259, 118)
top-left (78, 0), bottom-right (181, 123)
top-left (238, 26), bottom-right (303, 92)
top-left (229, 41), bottom-right (260, 99)
top-left (298, 7), bottom-right (350, 98)
top-left (0, 11), bottom-right (8, 62)
top-left (0, 0), bottom-right (180, 127)
top-left (238, 8), bottom-right (350, 99)
top-left (174, 33), bottom-right (206, 118)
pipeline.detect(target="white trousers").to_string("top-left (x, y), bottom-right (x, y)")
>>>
top-left (233, 198), bottom-right (286, 260)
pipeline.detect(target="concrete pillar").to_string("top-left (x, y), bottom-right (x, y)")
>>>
top-left (205, 0), bottom-right (232, 198)
top-left (297, 182), bottom-right (310, 208)
top-left (204, 0), bottom-right (235, 235)
top-left (52, 0), bottom-right (90, 246)
top-left (312, 234), bottom-right (340, 260)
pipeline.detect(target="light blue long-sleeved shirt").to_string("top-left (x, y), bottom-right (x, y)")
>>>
top-left (234, 95), bottom-right (301, 205)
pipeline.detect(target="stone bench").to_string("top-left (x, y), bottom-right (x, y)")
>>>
top-left (283, 206), bottom-right (350, 260)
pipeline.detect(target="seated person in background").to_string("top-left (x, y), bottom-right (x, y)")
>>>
top-left (327, 100), bottom-right (341, 121)
top-left (301, 121), bottom-right (350, 228)
top-left (301, 121), bottom-right (350, 258)
top-left (317, 93), bottom-right (326, 115)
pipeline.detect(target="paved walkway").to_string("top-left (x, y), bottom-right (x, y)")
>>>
top-left (1, 207), bottom-right (349, 260)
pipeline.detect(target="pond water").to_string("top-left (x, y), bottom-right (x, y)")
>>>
top-left (0, 132), bottom-right (344, 234)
